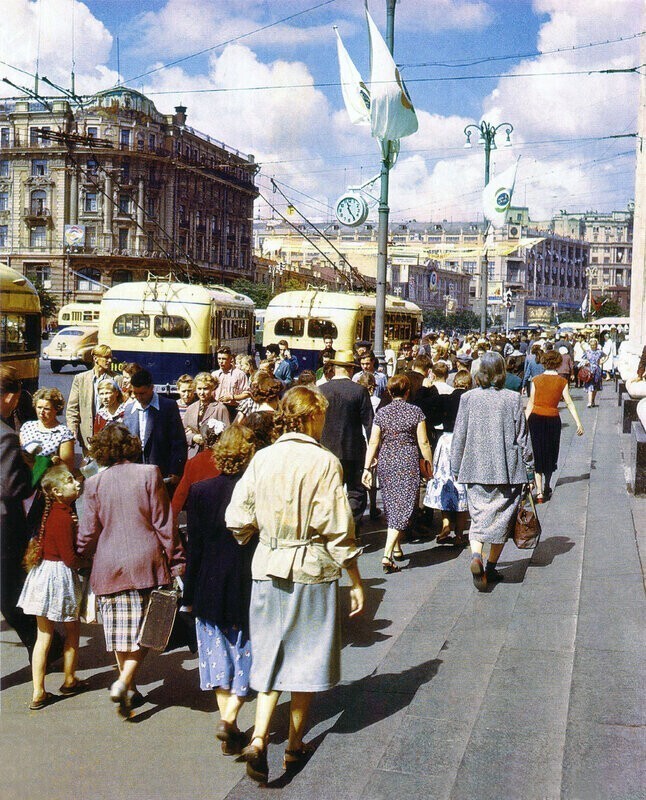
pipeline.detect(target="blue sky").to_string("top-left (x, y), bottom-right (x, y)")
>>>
top-left (1, 0), bottom-right (641, 223)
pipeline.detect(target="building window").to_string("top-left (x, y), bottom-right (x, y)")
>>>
top-left (87, 126), bottom-right (98, 139)
top-left (0, 191), bottom-right (8, 211)
top-left (0, 225), bottom-right (7, 247)
top-left (86, 158), bottom-right (98, 176)
top-left (31, 159), bottom-right (47, 176)
top-left (121, 158), bottom-right (130, 182)
top-left (76, 267), bottom-right (102, 292)
top-left (0, 128), bottom-right (9, 147)
top-left (86, 226), bottom-right (96, 247)
top-left (148, 133), bottom-right (155, 150)
top-left (29, 128), bottom-right (40, 146)
top-left (30, 190), bottom-right (46, 215)
top-left (146, 197), bottom-right (156, 218)
top-left (0, 160), bottom-right (8, 177)
top-left (118, 228), bottom-right (129, 250)
top-left (147, 233), bottom-right (154, 252)
top-left (29, 224), bottom-right (47, 248)
top-left (112, 269), bottom-right (132, 285)
top-left (118, 194), bottom-right (130, 214)
top-left (84, 192), bottom-right (97, 212)
top-left (120, 129), bottom-right (130, 147)
top-left (26, 263), bottom-right (51, 287)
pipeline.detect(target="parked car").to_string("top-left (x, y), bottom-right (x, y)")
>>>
top-left (42, 325), bottom-right (98, 373)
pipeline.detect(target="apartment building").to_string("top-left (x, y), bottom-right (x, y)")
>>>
top-left (0, 87), bottom-right (258, 306)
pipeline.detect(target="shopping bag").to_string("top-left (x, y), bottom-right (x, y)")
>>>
top-left (513, 489), bottom-right (542, 549)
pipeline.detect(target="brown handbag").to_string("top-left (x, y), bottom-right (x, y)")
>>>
top-left (513, 489), bottom-right (542, 549)
top-left (419, 458), bottom-right (433, 480)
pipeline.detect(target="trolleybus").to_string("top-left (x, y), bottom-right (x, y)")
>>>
top-left (0, 265), bottom-right (41, 393)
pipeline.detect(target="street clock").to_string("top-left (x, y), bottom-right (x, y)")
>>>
top-left (335, 193), bottom-right (369, 227)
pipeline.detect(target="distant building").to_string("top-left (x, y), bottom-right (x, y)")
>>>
top-left (548, 204), bottom-right (634, 312)
top-left (0, 88), bottom-right (258, 307)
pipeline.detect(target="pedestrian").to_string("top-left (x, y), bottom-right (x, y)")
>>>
top-left (362, 374), bottom-right (434, 572)
top-left (450, 352), bottom-right (535, 592)
top-left (20, 388), bottom-right (76, 472)
top-left (226, 386), bottom-right (364, 784)
top-left (212, 346), bottom-right (251, 421)
top-left (171, 419), bottom-right (226, 521)
top-left (423, 369), bottom-right (472, 546)
top-left (0, 367), bottom-right (42, 660)
top-left (233, 372), bottom-right (282, 424)
top-left (522, 343), bottom-right (545, 393)
top-left (93, 379), bottom-right (127, 434)
top-left (18, 465), bottom-right (90, 709)
top-left (77, 424), bottom-right (185, 717)
top-left (353, 351), bottom-right (388, 398)
top-left (183, 425), bottom-right (257, 756)
top-left (120, 362), bottom-right (143, 402)
top-left (525, 349), bottom-right (584, 502)
top-left (580, 338), bottom-right (607, 408)
top-left (182, 372), bottom-right (229, 459)
top-left (319, 350), bottom-right (373, 530)
top-left (122, 368), bottom-right (187, 487)
top-left (66, 344), bottom-right (121, 455)
top-left (175, 374), bottom-right (196, 422)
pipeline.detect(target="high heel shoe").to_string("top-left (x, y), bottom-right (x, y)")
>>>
top-left (382, 557), bottom-right (401, 574)
top-left (392, 546), bottom-right (405, 561)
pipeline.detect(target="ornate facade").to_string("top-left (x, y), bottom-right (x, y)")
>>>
top-left (0, 88), bottom-right (258, 306)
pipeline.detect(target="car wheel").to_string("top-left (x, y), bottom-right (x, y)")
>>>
top-left (51, 361), bottom-right (63, 373)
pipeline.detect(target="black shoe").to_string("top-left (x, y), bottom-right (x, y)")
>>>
top-left (241, 742), bottom-right (269, 783)
top-left (485, 564), bottom-right (504, 584)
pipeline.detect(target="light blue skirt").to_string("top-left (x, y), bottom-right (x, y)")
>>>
top-left (18, 559), bottom-right (83, 622)
top-left (195, 618), bottom-right (252, 697)
top-left (249, 578), bottom-right (340, 693)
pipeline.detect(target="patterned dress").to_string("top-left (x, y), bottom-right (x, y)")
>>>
top-left (583, 348), bottom-right (605, 392)
top-left (375, 399), bottom-right (425, 530)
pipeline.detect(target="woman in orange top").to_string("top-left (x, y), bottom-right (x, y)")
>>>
top-left (525, 349), bottom-right (584, 502)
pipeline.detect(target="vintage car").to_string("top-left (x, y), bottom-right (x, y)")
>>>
top-left (42, 325), bottom-right (98, 373)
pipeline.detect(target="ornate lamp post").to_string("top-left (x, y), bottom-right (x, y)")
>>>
top-left (464, 120), bottom-right (513, 333)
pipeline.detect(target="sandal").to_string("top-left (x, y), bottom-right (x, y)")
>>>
top-left (392, 547), bottom-right (405, 561)
top-left (283, 741), bottom-right (315, 771)
top-left (382, 557), bottom-right (401, 574)
top-left (59, 679), bottom-right (90, 697)
top-left (29, 691), bottom-right (57, 711)
top-left (216, 720), bottom-right (248, 756)
top-left (240, 738), bottom-right (269, 784)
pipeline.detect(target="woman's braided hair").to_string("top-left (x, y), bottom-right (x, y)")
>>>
top-left (23, 465), bottom-right (78, 572)
top-left (272, 386), bottom-right (329, 437)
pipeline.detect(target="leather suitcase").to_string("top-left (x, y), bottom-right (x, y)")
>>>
top-left (139, 588), bottom-right (179, 651)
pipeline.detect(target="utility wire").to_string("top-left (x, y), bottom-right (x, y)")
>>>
top-left (122, 0), bottom-right (337, 85)
top-left (144, 65), bottom-right (643, 96)
top-left (400, 30), bottom-right (645, 69)
top-left (269, 178), bottom-right (367, 288)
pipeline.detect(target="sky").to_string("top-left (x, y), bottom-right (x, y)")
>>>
top-left (0, 0), bottom-right (642, 225)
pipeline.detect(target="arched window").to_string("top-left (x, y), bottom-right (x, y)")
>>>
top-left (76, 267), bottom-right (102, 292)
top-left (30, 190), bottom-right (46, 215)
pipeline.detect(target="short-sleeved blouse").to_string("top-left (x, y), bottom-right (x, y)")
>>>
top-left (19, 420), bottom-right (75, 458)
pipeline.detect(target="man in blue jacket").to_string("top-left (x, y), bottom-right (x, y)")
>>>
top-left (123, 369), bottom-right (187, 488)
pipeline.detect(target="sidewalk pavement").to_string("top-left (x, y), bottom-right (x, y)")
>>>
top-left (1, 386), bottom-right (644, 800)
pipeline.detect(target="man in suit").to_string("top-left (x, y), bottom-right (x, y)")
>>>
top-left (0, 367), bottom-right (40, 658)
top-left (123, 368), bottom-right (187, 487)
top-left (66, 344), bottom-right (120, 455)
top-left (319, 350), bottom-right (374, 529)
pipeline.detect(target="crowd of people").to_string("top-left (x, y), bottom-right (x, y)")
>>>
top-left (0, 323), bottom-right (622, 783)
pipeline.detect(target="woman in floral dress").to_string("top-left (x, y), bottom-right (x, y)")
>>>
top-left (363, 375), bottom-right (434, 573)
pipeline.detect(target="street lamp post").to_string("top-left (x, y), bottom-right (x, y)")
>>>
top-left (464, 120), bottom-right (513, 334)
top-left (585, 265), bottom-right (598, 320)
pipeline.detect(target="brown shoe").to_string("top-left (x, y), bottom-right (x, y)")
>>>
top-left (241, 741), bottom-right (269, 783)
top-left (470, 554), bottom-right (487, 592)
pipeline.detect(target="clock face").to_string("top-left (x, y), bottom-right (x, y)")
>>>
top-left (335, 193), bottom-right (368, 227)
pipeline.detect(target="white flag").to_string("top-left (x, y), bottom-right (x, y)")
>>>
top-left (580, 293), bottom-right (589, 318)
top-left (366, 8), bottom-right (418, 142)
top-left (482, 159), bottom-right (518, 228)
top-left (334, 26), bottom-right (371, 126)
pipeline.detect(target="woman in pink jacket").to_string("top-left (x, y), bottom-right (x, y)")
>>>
top-left (77, 424), bottom-right (185, 717)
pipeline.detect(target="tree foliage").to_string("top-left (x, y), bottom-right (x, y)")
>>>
top-left (423, 308), bottom-right (481, 332)
top-left (32, 280), bottom-right (58, 320)
top-left (231, 279), bottom-right (272, 309)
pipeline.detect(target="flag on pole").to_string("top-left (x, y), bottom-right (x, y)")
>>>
top-left (482, 222), bottom-right (495, 257)
top-left (580, 293), bottom-right (589, 318)
top-left (366, 8), bottom-right (418, 142)
top-left (334, 26), bottom-right (371, 126)
top-left (482, 159), bottom-right (519, 228)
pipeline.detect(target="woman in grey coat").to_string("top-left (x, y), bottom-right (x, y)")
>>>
top-left (451, 352), bottom-right (534, 591)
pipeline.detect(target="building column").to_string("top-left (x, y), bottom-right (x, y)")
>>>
top-left (70, 169), bottom-right (78, 225)
top-left (136, 177), bottom-right (145, 254)
top-left (629, 34), bottom-right (646, 346)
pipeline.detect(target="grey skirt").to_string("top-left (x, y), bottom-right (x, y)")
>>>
top-left (466, 484), bottom-right (523, 544)
top-left (249, 578), bottom-right (340, 693)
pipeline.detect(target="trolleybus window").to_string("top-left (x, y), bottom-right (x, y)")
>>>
top-left (274, 318), bottom-right (304, 337)
top-left (307, 319), bottom-right (338, 339)
top-left (154, 315), bottom-right (191, 339)
top-left (1, 312), bottom-right (40, 353)
top-left (113, 314), bottom-right (150, 337)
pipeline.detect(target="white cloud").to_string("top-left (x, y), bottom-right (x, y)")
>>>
top-left (0, 0), bottom-right (118, 96)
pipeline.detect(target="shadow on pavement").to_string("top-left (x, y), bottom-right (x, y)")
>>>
top-left (555, 473), bottom-right (591, 487)
top-left (341, 578), bottom-right (392, 648)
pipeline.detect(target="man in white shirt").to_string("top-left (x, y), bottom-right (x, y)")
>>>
top-left (353, 352), bottom-right (388, 398)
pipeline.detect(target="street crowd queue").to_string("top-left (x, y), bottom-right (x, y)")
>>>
top-left (0, 324), bottom-right (610, 784)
